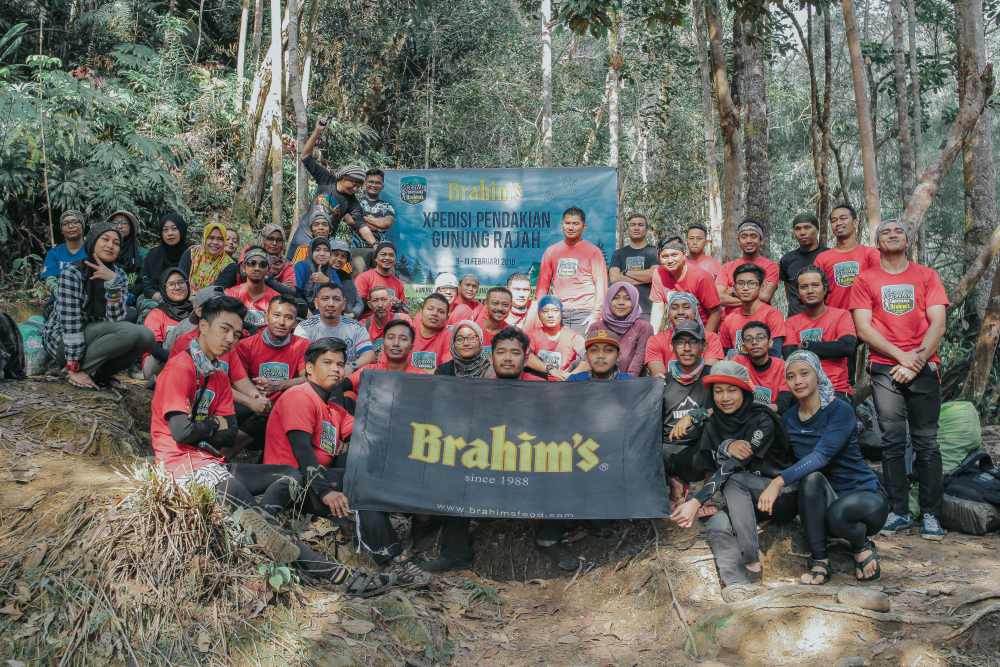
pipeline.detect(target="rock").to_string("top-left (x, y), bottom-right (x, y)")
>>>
top-left (836, 587), bottom-right (891, 612)
top-left (834, 657), bottom-right (866, 667)
top-left (895, 641), bottom-right (947, 667)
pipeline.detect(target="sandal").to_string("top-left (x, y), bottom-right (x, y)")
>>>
top-left (854, 540), bottom-right (881, 582)
top-left (800, 558), bottom-right (831, 585)
top-left (342, 570), bottom-right (396, 598)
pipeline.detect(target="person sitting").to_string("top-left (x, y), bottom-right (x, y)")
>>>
top-left (225, 227), bottom-right (241, 260)
top-left (669, 360), bottom-right (794, 602)
top-left (355, 242), bottom-right (408, 315)
top-left (435, 321), bottom-right (494, 378)
top-left (410, 293), bottom-right (453, 371)
top-left (289, 207), bottom-right (334, 263)
top-left (179, 222), bottom-right (234, 291)
top-left (645, 292), bottom-right (724, 378)
top-left (41, 210), bottom-right (87, 291)
top-left (505, 272), bottom-right (539, 331)
top-left (567, 328), bottom-right (631, 381)
top-left (360, 286), bottom-right (410, 355)
top-left (259, 223), bottom-right (296, 287)
top-left (756, 351), bottom-right (888, 586)
top-left (352, 168), bottom-right (396, 273)
top-left (141, 213), bottom-right (190, 303)
top-left (341, 319), bottom-right (424, 395)
top-left (164, 286), bottom-right (222, 354)
top-left (719, 263), bottom-right (785, 357)
top-left (432, 272), bottom-right (476, 326)
top-left (294, 237), bottom-right (342, 306)
top-left (589, 282), bottom-right (652, 377)
top-left (735, 321), bottom-right (792, 411)
top-left (107, 210), bottom-right (145, 305)
top-left (782, 265), bottom-right (856, 398)
top-left (142, 268), bottom-right (193, 380)
top-left (472, 287), bottom-right (514, 349)
top-left (650, 236), bottom-right (722, 333)
top-left (43, 221), bottom-right (155, 389)
top-left (457, 274), bottom-right (482, 312)
top-left (329, 238), bottom-right (363, 318)
top-left (224, 246), bottom-right (280, 332)
top-left (151, 296), bottom-right (393, 596)
top-left (525, 295), bottom-right (587, 381)
top-left (294, 284), bottom-right (374, 373)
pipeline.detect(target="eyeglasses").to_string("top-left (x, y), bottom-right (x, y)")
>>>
top-left (245, 260), bottom-right (269, 268)
top-left (454, 335), bottom-right (480, 344)
top-left (743, 334), bottom-right (769, 344)
top-left (735, 280), bottom-right (760, 288)
top-left (165, 281), bottom-right (187, 289)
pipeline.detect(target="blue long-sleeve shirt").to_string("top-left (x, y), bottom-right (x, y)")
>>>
top-left (780, 398), bottom-right (879, 494)
top-left (41, 243), bottom-right (86, 280)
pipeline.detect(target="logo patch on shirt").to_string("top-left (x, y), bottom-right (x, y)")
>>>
top-left (799, 327), bottom-right (823, 343)
top-left (625, 255), bottom-right (646, 271)
top-left (537, 349), bottom-right (563, 369)
top-left (672, 395), bottom-right (700, 420)
top-left (753, 387), bottom-right (773, 405)
top-left (245, 309), bottom-right (267, 328)
top-left (195, 389), bottom-right (216, 419)
top-left (320, 420), bottom-right (339, 455)
top-left (880, 284), bottom-right (916, 316)
top-left (557, 258), bottom-right (579, 277)
top-left (258, 361), bottom-right (290, 381)
top-left (411, 351), bottom-right (438, 370)
top-left (833, 261), bottom-right (860, 287)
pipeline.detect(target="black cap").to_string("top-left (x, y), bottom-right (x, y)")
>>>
top-left (671, 319), bottom-right (705, 342)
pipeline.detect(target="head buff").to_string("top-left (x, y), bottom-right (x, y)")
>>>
top-left (785, 349), bottom-right (836, 408)
top-left (737, 219), bottom-right (765, 238)
top-left (874, 217), bottom-right (912, 243)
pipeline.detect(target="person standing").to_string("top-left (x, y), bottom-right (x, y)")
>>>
top-left (535, 207), bottom-right (608, 334)
top-left (352, 168), bottom-right (396, 273)
top-left (608, 213), bottom-right (659, 320)
top-left (851, 219), bottom-right (948, 540)
top-left (779, 213), bottom-right (827, 316)
top-left (814, 204), bottom-right (881, 310)
top-left (716, 219), bottom-right (779, 313)
top-left (294, 283), bottom-right (375, 372)
top-left (649, 236), bottom-right (722, 333)
top-left (505, 273), bottom-right (539, 331)
top-left (685, 222), bottom-right (722, 278)
top-left (41, 210), bottom-right (88, 289)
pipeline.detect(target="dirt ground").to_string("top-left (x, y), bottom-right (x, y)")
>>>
top-left (1, 378), bottom-right (999, 666)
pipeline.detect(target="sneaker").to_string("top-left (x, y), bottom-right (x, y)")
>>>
top-left (419, 555), bottom-right (473, 573)
top-left (387, 559), bottom-right (433, 587)
top-left (879, 512), bottom-right (913, 535)
top-left (537, 541), bottom-right (579, 572)
top-left (235, 508), bottom-right (301, 563)
top-left (920, 513), bottom-right (946, 541)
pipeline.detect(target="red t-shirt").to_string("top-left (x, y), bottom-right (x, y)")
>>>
top-left (735, 355), bottom-right (787, 407)
top-left (169, 329), bottom-right (249, 384)
top-left (644, 329), bottom-right (725, 367)
top-left (151, 352), bottom-right (234, 477)
top-left (143, 308), bottom-right (179, 344)
top-left (507, 301), bottom-right (540, 333)
top-left (264, 383), bottom-right (354, 468)
top-left (688, 254), bottom-right (723, 279)
top-left (474, 310), bottom-right (508, 349)
top-left (411, 325), bottom-right (452, 371)
top-left (355, 269), bottom-right (407, 303)
top-left (784, 307), bottom-right (856, 393)
top-left (447, 302), bottom-right (475, 327)
top-left (529, 327), bottom-right (585, 374)
top-left (457, 295), bottom-right (482, 311)
top-left (360, 312), bottom-right (412, 355)
top-left (815, 245), bottom-right (881, 310)
top-left (347, 357), bottom-right (426, 391)
top-left (719, 302), bottom-right (786, 352)
top-left (717, 255), bottom-right (780, 313)
top-left (235, 331), bottom-right (309, 398)
top-left (224, 283), bottom-right (279, 329)
top-left (535, 239), bottom-right (608, 314)
top-left (850, 262), bottom-right (949, 366)
top-left (650, 264), bottom-right (721, 323)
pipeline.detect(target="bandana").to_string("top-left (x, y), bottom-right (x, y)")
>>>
top-left (668, 359), bottom-right (705, 386)
top-left (538, 294), bottom-right (563, 314)
top-left (188, 337), bottom-right (224, 379)
top-left (666, 291), bottom-right (703, 326)
top-left (737, 219), bottom-right (765, 238)
top-left (262, 328), bottom-right (292, 348)
top-left (335, 165), bottom-right (366, 182)
top-left (875, 218), bottom-right (912, 243)
top-left (658, 237), bottom-right (686, 253)
top-left (785, 349), bottom-right (835, 408)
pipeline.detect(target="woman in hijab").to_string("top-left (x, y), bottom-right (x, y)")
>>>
top-left (43, 221), bottom-right (154, 389)
top-left (669, 360), bottom-right (794, 602)
top-left (434, 321), bottom-right (495, 378)
top-left (180, 222), bottom-right (234, 291)
top-left (290, 207), bottom-right (334, 263)
top-left (645, 291), bottom-right (725, 378)
top-left (108, 210), bottom-right (144, 297)
top-left (259, 223), bottom-right (295, 286)
top-left (141, 213), bottom-right (190, 300)
top-left (590, 281), bottom-right (652, 376)
top-left (756, 351), bottom-right (888, 585)
top-left (294, 237), bottom-right (342, 305)
top-left (141, 268), bottom-right (193, 379)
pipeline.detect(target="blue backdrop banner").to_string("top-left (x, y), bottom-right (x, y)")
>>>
top-left (382, 168), bottom-right (618, 297)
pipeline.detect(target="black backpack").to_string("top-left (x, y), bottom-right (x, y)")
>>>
top-left (945, 452), bottom-right (1000, 507)
top-left (0, 313), bottom-right (26, 380)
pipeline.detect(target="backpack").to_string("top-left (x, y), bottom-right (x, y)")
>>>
top-left (0, 313), bottom-right (26, 380)
top-left (940, 452), bottom-right (1000, 535)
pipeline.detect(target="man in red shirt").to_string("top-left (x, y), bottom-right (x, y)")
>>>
top-left (432, 271), bottom-right (476, 325)
top-left (535, 206), bottom-right (608, 334)
top-left (649, 236), bottom-right (722, 333)
top-left (716, 219), bottom-right (779, 312)
top-left (342, 319), bottom-right (425, 393)
top-left (719, 264), bottom-right (785, 356)
top-left (360, 286), bottom-right (410, 356)
top-left (474, 287), bottom-right (513, 347)
top-left (411, 293), bottom-right (453, 371)
top-left (734, 321), bottom-right (790, 411)
top-left (224, 246), bottom-right (279, 331)
top-left (782, 266), bottom-right (856, 396)
top-left (457, 274), bottom-right (482, 313)
top-left (686, 222), bottom-right (722, 278)
top-left (815, 203), bottom-right (881, 310)
top-left (355, 241), bottom-right (408, 313)
top-left (851, 218), bottom-right (948, 540)
top-left (506, 272), bottom-right (539, 331)
top-left (645, 292), bottom-right (725, 377)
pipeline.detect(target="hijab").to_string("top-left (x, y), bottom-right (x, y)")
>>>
top-left (602, 281), bottom-right (642, 335)
top-left (259, 222), bottom-right (290, 279)
top-left (188, 222), bottom-right (234, 290)
top-left (145, 213), bottom-right (190, 287)
top-left (108, 210), bottom-right (142, 275)
top-left (77, 221), bottom-right (122, 321)
top-left (155, 268), bottom-right (193, 322)
top-left (785, 350), bottom-right (835, 408)
top-left (450, 321), bottom-right (494, 378)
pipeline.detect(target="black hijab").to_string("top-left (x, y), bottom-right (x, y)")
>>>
top-left (155, 268), bottom-right (193, 321)
top-left (109, 210), bottom-right (142, 275)
top-left (702, 387), bottom-right (789, 470)
top-left (77, 221), bottom-right (122, 321)
top-left (144, 213), bottom-right (190, 284)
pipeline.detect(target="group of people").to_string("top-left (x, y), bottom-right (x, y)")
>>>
top-left (35, 133), bottom-right (950, 600)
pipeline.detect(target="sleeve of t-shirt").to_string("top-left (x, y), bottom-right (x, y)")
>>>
top-left (650, 268), bottom-right (667, 303)
top-left (227, 353), bottom-right (249, 384)
top-left (924, 268), bottom-right (949, 308)
top-left (281, 396), bottom-right (321, 434)
top-left (778, 255), bottom-right (790, 283)
top-left (302, 155), bottom-right (334, 186)
top-left (719, 318), bottom-right (734, 350)
top-left (715, 263), bottom-right (732, 289)
top-left (347, 197), bottom-right (364, 227)
top-left (706, 334), bottom-right (726, 360)
top-left (535, 248), bottom-right (554, 299)
top-left (644, 334), bottom-right (668, 365)
top-left (41, 247), bottom-right (62, 279)
top-left (697, 273), bottom-right (721, 310)
top-left (355, 272), bottom-right (372, 301)
top-left (849, 273), bottom-right (876, 311)
top-left (833, 310), bottom-right (857, 338)
top-left (590, 246), bottom-right (609, 311)
top-left (234, 339), bottom-right (253, 377)
top-left (767, 308), bottom-right (786, 339)
top-left (764, 261), bottom-right (780, 285)
top-left (610, 249), bottom-right (625, 272)
top-left (350, 326), bottom-right (374, 358)
top-left (159, 362), bottom-right (197, 416)
top-left (784, 318), bottom-right (801, 346)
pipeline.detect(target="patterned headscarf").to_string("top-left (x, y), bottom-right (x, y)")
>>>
top-left (785, 350), bottom-right (835, 408)
top-left (450, 321), bottom-right (493, 378)
top-left (666, 291), bottom-right (703, 326)
top-left (188, 222), bottom-right (234, 291)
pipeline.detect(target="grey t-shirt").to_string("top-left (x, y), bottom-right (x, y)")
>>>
top-left (293, 316), bottom-right (374, 364)
top-left (609, 244), bottom-right (659, 315)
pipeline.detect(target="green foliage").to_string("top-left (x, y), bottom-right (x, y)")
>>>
top-left (258, 562), bottom-right (299, 592)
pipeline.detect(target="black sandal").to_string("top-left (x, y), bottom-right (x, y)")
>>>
top-left (854, 540), bottom-right (881, 582)
top-left (343, 570), bottom-right (396, 598)
top-left (800, 559), bottom-right (831, 585)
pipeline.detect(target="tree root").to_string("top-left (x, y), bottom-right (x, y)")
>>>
top-left (743, 601), bottom-right (959, 625)
top-left (943, 602), bottom-right (1000, 640)
top-left (947, 591), bottom-right (1000, 615)
top-left (650, 521), bottom-right (699, 659)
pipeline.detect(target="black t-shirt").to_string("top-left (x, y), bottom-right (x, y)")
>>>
top-left (609, 244), bottom-right (660, 315)
top-left (779, 245), bottom-right (827, 316)
top-left (662, 367), bottom-right (711, 446)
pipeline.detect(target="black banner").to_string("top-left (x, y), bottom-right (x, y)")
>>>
top-left (344, 372), bottom-right (668, 520)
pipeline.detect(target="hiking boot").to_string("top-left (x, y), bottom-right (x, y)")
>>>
top-left (419, 555), bottom-right (473, 573)
top-left (920, 513), bottom-right (946, 541)
top-left (387, 559), bottom-right (433, 587)
top-left (879, 512), bottom-right (913, 535)
top-left (537, 541), bottom-right (579, 572)
top-left (235, 508), bottom-right (301, 563)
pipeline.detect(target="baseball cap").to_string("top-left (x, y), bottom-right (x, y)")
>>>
top-left (585, 327), bottom-right (620, 349)
top-left (671, 319), bottom-right (705, 342)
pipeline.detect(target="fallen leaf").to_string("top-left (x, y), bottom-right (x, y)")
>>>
top-left (341, 619), bottom-right (375, 635)
top-left (0, 605), bottom-right (22, 620)
top-left (21, 543), bottom-right (47, 571)
top-left (196, 631), bottom-right (211, 653)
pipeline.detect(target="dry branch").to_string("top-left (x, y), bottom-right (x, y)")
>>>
top-left (943, 601), bottom-right (1000, 640)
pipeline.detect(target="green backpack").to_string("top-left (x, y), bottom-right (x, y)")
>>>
top-left (908, 401), bottom-right (981, 515)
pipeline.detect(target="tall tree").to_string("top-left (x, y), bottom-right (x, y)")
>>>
top-left (236, 0), bottom-right (251, 112)
top-left (286, 0), bottom-right (308, 224)
top-left (267, 0), bottom-right (283, 226)
top-left (692, 0), bottom-right (723, 253)
top-left (540, 0), bottom-right (553, 166)
top-left (740, 17), bottom-right (770, 231)
top-left (889, 0), bottom-right (914, 206)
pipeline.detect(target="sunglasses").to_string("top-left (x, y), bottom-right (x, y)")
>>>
top-left (245, 260), bottom-right (269, 269)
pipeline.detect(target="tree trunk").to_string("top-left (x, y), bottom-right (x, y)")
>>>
top-left (540, 0), bottom-right (553, 167)
top-left (287, 0), bottom-right (308, 225)
top-left (252, 0), bottom-right (264, 63)
top-left (965, 267), bottom-right (1000, 402)
top-left (740, 18), bottom-right (770, 235)
top-left (692, 0), bottom-right (723, 255)
top-left (193, 0), bottom-right (207, 64)
top-left (841, 0), bottom-right (881, 239)
top-left (268, 0), bottom-right (283, 227)
top-left (705, 0), bottom-right (744, 260)
top-left (236, 0), bottom-right (251, 112)
top-left (819, 6), bottom-right (833, 235)
top-left (581, 70), bottom-right (613, 165)
top-left (957, 0), bottom-right (999, 319)
top-left (907, 0), bottom-right (927, 263)
top-left (890, 0), bottom-right (915, 207)
top-left (608, 18), bottom-right (624, 244)
top-left (952, 220), bottom-right (1000, 308)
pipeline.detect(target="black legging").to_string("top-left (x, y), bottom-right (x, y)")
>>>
top-left (798, 471), bottom-right (890, 560)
